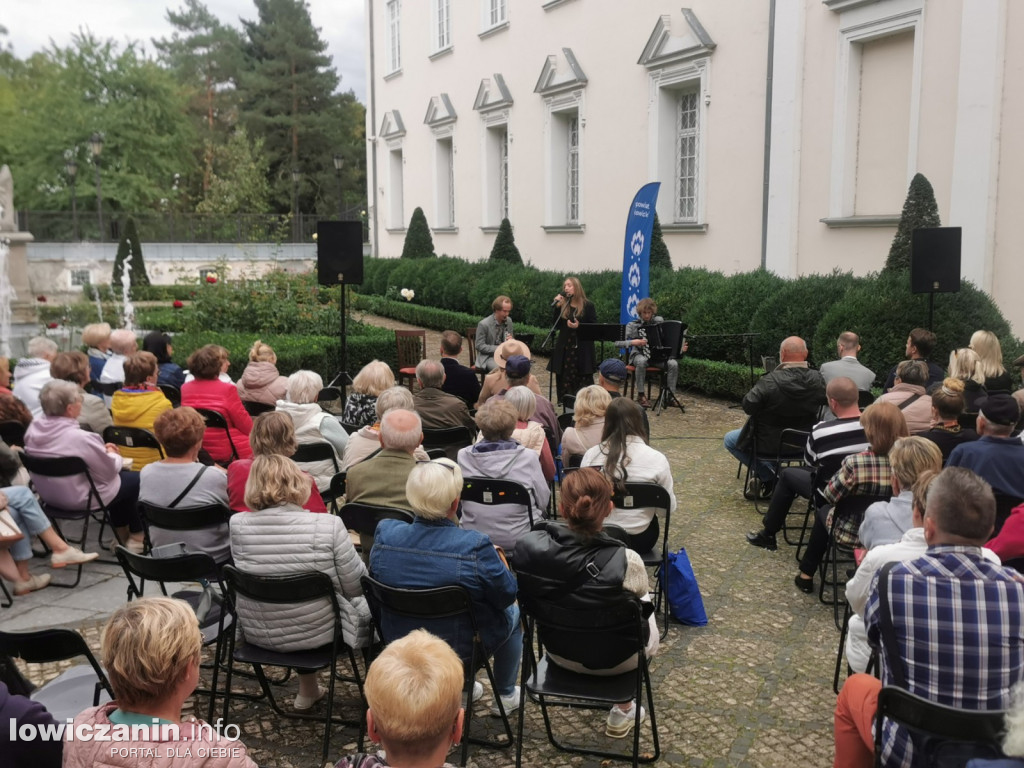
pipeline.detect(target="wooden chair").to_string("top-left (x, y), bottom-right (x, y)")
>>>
top-left (395, 329), bottom-right (427, 391)
top-left (465, 326), bottom-right (486, 383)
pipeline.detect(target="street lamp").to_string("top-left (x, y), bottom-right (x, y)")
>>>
top-left (89, 132), bottom-right (104, 241)
top-left (291, 166), bottom-right (301, 242)
top-left (333, 154), bottom-right (345, 220)
top-left (65, 158), bottom-right (78, 240)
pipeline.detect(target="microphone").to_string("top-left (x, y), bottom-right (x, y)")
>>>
top-left (551, 297), bottom-right (561, 308)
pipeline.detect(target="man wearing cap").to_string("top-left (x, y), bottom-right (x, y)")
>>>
top-left (475, 296), bottom-right (515, 374)
top-left (947, 393), bottom-right (1024, 499)
top-left (491, 354), bottom-right (560, 443)
top-left (476, 339), bottom-right (542, 408)
top-left (597, 358), bottom-right (651, 438)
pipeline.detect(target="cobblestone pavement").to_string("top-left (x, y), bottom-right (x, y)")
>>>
top-left (10, 315), bottom-right (841, 767)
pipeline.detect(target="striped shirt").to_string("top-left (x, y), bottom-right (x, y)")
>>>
top-left (805, 416), bottom-right (869, 483)
top-left (866, 546), bottom-right (1024, 768)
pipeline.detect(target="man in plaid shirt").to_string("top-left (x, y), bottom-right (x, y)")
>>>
top-left (833, 467), bottom-right (1024, 768)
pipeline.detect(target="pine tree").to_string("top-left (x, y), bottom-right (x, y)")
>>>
top-left (112, 216), bottom-right (150, 288)
top-left (884, 173), bottom-right (941, 273)
top-left (649, 213), bottom-right (672, 270)
top-left (489, 218), bottom-right (522, 264)
top-left (401, 207), bottom-right (436, 259)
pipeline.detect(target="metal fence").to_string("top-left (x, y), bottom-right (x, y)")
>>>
top-left (16, 208), bottom-right (368, 244)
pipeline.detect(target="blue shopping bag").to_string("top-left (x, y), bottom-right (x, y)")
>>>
top-left (661, 547), bottom-right (707, 626)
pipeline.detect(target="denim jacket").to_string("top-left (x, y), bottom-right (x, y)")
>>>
top-left (369, 516), bottom-right (518, 660)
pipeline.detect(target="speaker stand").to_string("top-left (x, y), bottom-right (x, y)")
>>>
top-left (328, 277), bottom-right (351, 400)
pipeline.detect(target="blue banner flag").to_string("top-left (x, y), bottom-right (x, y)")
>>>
top-left (620, 182), bottom-right (661, 324)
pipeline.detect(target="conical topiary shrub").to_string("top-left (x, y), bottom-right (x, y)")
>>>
top-left (489, 218), bottom-right (522, 265)
top-left (884, 173), bottom-right (940, 273)
top-left (112, 216), bottom-right (151, 288)
top-left (400, 207), bottom-right (436, 259)
top-left (649, 213), bottom-right (672, 270)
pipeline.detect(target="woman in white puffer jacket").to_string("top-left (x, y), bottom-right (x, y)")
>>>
top-left (275, 369), bottom-right (348, 492)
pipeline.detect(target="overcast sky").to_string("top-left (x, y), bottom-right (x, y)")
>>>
top-left (2, 0), bottom-right (368, 103)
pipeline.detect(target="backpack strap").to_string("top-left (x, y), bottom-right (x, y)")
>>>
top-left (897, 393), bottom-right (922, 411)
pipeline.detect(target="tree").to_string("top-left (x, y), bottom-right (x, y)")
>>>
top-left (884, 172), bottom-right (941, 273)
top-left (196, 127), bottom-right (271, 215)
top-left (649, 213), bottom-right (672, 270)
top-left (236, 0), bottom-right (365, 215)
top-left (401, 207), bottom-right (435, 259)
top-left (489, 218), bottom-right (522, 264)
top-left (112, 216), bottom-right (150, 288)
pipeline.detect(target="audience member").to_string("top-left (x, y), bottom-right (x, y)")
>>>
top-left (514, 467), bottom-right (659, 738)
top-left (62, 597), bottom-right (258, 768)
top-left (882, 327), bottom-right (944, 392)
top-left (81, 322), bottom-right (112, 383)
top-left (370, 459), bottom-right (522, 717)
top-left (819, 332), bottom-right (875, 391)
top-left (346, 409), bottom-right (422, 513)
top-left (916, 377), bottom-right (978, 462)
top-left (560, 384), bottom-right (612, 464)
top-left (140, 407), bottom-right (231, 563)
top-left (276, 370), bottom-right (347, 492)
top-left (793, 401), bottom-right (908, 593)
top-left (235, 339), bottom-right (288, 406)
top-left (858, 436), bottom-right (942, 550)
top-left (458, 399), bottom-right (550, 552)
top-left (25, 380), bottom-right (144, 553)
top-left (972, 330), bottom-right (1014, 392)
top-left (413, 359), bottom-right (476, 433)
top-left (491, 354), bottom-right (560, 443)
top-left (111, 351), bottom-right (173, 470)
top-left (986, 500), bottom-right (1024, 563)
top-left (142, 330), bottom-right (185, 389)
top-left (50, 350), bottom-right (111, 434)
top-left (438, 330), bottom-right (481, 405)
top-left (183, 344), bottom-right (233, 384)
top-left (597, 358), bottom-right (628, 397)
top-left (501, 385), bottom-right (556, 481)
top-left (13, 336), bottom-right (57, 418)
top-left (99, 329), bottom-right (138, 386)
top-left (834, 468), bottom-right (1024, 768)
top-left (341, 386), bottom-right (428, 471)
top-left (746, 377), bottom-right (870, 551)
top-left (949, 347), bottom-right (989, 413)
top-left (475, 295), bottom-right (515, 374)
top-left (342, 360), bottom-right (395, 429)
top-left (0, 356), bottom-right (11, 395)
top-left (614, 297), bottom-right (680, 408)
top-left (948, 393), bottom-right (1024, 499)
top-left (582, 398), bottom-right (676, 553)
top-left (334, 630), bottom-right (465, 768)
top-left (476, 339), bottom-right (541, 407)
top-left (227, 411), bottom-right (325, 513)
top-left (723, 336), bottom-right (826, 497)
top-left (230, 455), bottom-right (371, 711)
top-left (0, 679), bottom-right (62, 768)
top-left (181, 345), bottom-right (253, 464)
top-left (0, 392), bottom-right (32, 429)
top-left (878, 360), bottom-right (933, 434)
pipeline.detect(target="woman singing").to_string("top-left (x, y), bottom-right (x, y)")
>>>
top-left (547, 276), bottom-right (598, 401)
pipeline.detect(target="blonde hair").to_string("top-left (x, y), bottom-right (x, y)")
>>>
top-left (102, 597), bottom-right (201, 710)
top-left (248, 339), bottom-right (277, 364)
top-left (405, 459), bottom-right (462, 520)
top-left (365, 630), bottom-right (463, 758)
top-left (572, 385), bottom-right (611, 427)
top-left (560, 276), bottom-right (587, 319)
top-left (81, 322), bottom-right (112, 348)
top-left (244, 454), bottom-right (309, 510)
top-left (250, 411), bottom-right (297, 456)
top-left (860, 401), bottom-right (910, 456)
top-left (948, 348), bottom-right (984, 386)
top-left (888, 436), bottom-right (942, 489)
top-left (352, 360), bottom-right (395, 396)
top-left (931, 377), bottom-right (966, 420)
top-left (970, 330), bottom-right (1006, 380)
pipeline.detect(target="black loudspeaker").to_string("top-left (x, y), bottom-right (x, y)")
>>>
top-left (911, 227), bottom-right (961, 294)
top-left (316, 221), bottom-right (364, 285)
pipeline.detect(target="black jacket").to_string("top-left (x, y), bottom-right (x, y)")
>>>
top-left (738, 365), bottom-right (827, 456)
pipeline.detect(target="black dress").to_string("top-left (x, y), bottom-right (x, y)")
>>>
top-left (546, 300), bottom-right (597, 401)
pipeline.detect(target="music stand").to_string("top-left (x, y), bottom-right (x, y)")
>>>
top-left (648, 320), bottom-right (687, 417)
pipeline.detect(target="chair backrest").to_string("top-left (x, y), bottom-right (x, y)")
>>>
top-left (194, 407), bottom-right (240, 462)
top-left (103, 426), bottom-right (166, 460)
top-left (395, 330), bottom-right (427, 370)
top-left (159, 384), bottom-right (181, 406)
top-left (317, 387), bottom-right (343, 408)
top-left (561, 394), bottom-right (576, 413)
top-left (19, 451), bottom-right (106, 513)
top-left (339, 502), bottom-right (414, 535)
top-left (461, 477), bottom-right (535, 528)
top-left (858, 390), bottom-right (876, 409)
top-left (88, 380), bottom-right (122, 397)
top-left (0, 419), bottom-right (26, 447)
top-left (557, 412), bottom-right (575, 432)
top-left (139, 501), bottom-right (233, 532)
top-left (329, 472), bottom-right (347, 509)
top-left (421, 426), bottom-right (475, 461)
top-left (959, 412), bottom-right (979, 431)
top-left (465, 327), bottom-right (478, 368)
top-left (242, 400), bottom-right (275, 417)
top-left (833, 493), bottom-right (890, 521)
top-left (114, 545), bottom-right (222, 600)
top-left (778, 428), bottom-right (810, 464)
top-left (611, 482), bottom-right (672, 515)
top-left (873, 686), bottom-right (1007, 768)
top-left (292, 441), bottom-right (342, 473)
top-left (222, 565), bottom-right (340, 613)
top-left (0, 628), bottom-right (113, 702)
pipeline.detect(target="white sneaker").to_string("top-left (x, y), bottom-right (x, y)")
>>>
top-left (606, 701), bottom-right (646, 738)
top-left (51, 546), bottom-right (100, 568)
top-left (294, 686), bottom-right (327, 712)
top-left (462, 680), bottom-right (484, 707)
top-left (490, 686), bottom-right (520, 717)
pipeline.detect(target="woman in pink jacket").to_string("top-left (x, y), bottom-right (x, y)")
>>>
top-left (181, 345), bottom-right (253, 464)
top-left (63, 597), bottom-right (257, 768)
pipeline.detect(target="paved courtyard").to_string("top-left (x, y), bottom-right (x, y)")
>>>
top-left (8, 317), bottom-right (842, 767)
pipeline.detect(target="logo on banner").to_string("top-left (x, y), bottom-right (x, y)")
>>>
top-left (630, 230), bottom-right (645, 257)
top-left (626, 294), bottom-right (640, 317)
top-left (627, 261), bottom-right (641, 288)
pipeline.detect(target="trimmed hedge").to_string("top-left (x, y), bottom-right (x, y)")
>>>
top-left (678, 358), bottom-right (763, 401)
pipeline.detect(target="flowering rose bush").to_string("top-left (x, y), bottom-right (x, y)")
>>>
top-left (400, 288), bottom-right (415, 302)
top-left (173, 300), bottom-right (184, 309)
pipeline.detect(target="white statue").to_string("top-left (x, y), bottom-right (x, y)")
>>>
top-left (0, 165), bottom-right (14, 232)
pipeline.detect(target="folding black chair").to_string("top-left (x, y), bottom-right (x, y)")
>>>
top-left (609, 482), bottom-right (672, 639)
top-left (158, 384), bottom-right (181, 407)
top-left (361, 575), bottom-right (514, 767)
top-left (242, 400), bottom-right (275, 417)
top-left (103, 425), bottom-right (166, 465)
top-left (515, 589), bottom-right (659, 768)
top-left (317, 387), bottom-right (343, 411)
top-left (873, 686), bottom-right (1007, 767)
top-left (19, 451), bottom-right (120, 582)
top-left (461, 477), bottom-right (537, 532)
top-left (139, 501), bottom-right (233, 558)
top-left (221, 566), bottom-right (366, 766)
top-left (421, 425), bottom-right (476, 461)
top-left (0, 419), bottom-right (26, 446)
top-left (87, 380), bottom-right (122, 398)
top-left (339, 502), bottom-right (413, 558)
top-left (0, 628), bottom-right (113, 722)
top-left (328, 471), bottom-right (347, 514)
top-left (291, 442), bottom-right (342, 505)
top-left (195, 407), bottom-right (241, 464)
top-left (748, 426), bottom-right (808, 514)
top-left (820, 494), bottom-right (889, 628)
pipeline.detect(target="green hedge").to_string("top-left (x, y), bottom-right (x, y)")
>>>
top-left (678, 358), bottom-right (763, 401)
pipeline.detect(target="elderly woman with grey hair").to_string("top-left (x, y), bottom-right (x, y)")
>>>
top-left (341, 385), bottom-right (430, 471)
top-left (24, 379), bottom-right (144, 552)
top-left (274, 369), bottom-right (347, 492)
top-left (503, 385), bottom-right (556, 481)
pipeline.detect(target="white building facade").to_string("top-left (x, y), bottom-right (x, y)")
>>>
top-left (364, 0), bottom-right (1024, 334)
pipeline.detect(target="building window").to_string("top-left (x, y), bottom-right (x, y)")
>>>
top-left (434, 137), bottom-right (455, 228)
top-left (499, 128), bottom-right (509, 221)
top-left (431, 0), bottom-right (450, 53)
top-left (70, 269), bottom-right (91, 287)
top-left (481, 122), bottom-right (510, 228)
top-left (566, 114), bottom-right (579, 225)
top-left (388, 147), bottom-right (405, 229)
top-left (481, 0), bottom-right (507, 33)
top-left (386, 0), bottom-right (402, 74)
top-left (199, 268), bottom-right (217, 281)
top-left (675, 90), bottom-right (699, 223)
top-left (545, 105), bottom-right (582, 227)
